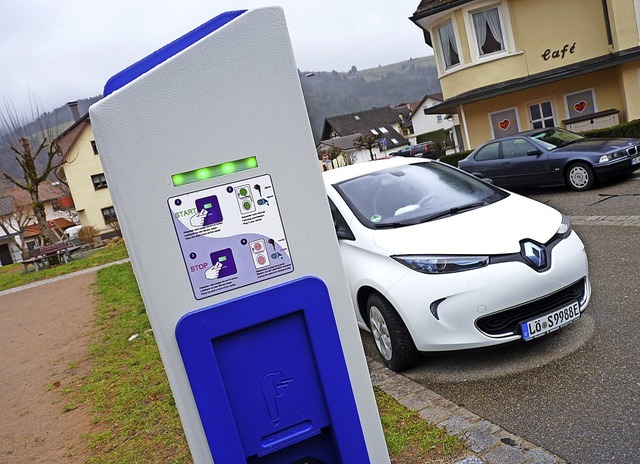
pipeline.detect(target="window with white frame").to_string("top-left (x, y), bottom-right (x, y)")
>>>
top-left (565, 89), bottom-right (596, 119)
top-left (489, 107), bottom-right (519, 138)
top-left (436, 20), bottom-right (460, 69)
top-left (529, 101), bottom-right (555, 129)
top-left (471, 6), bottom-right (505, 57)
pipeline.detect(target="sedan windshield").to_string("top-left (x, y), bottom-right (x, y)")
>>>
top-left (334, 162), bottom-right (508, 229)
top-left (530, 127), bottom-right (585, 149)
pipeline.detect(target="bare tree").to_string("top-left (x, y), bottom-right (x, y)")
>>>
top-left (318, 144), bottom-right (351, 169)
top-left (319, 145), bottom-right (344, 161)
top-left (353, 133), bottom-right (379, 161)
top-left (0, 99), bottom-right (65, 245)
top-left (0, 194), bottom-right (35, 260)
top-left (106, 219), bottom-right (123, 238)
top-left (342, 150), bottom-right (358, 166)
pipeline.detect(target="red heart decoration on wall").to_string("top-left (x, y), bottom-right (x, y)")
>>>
top-left (498, 119), bottom-right (511, 131)
top-left (574, 101), bottom-right (587, 113)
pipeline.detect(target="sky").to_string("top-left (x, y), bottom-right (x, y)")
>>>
top-left (0, 0), bottom-right (433, 116)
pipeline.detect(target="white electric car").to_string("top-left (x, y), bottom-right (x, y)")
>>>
top-left (323, 157), bottom-right (591, 371)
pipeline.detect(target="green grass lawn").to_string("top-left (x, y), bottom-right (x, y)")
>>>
top-left (0, 242), bottom-right (129, 292)
top-left (1, 244), bottom-right (465, 462)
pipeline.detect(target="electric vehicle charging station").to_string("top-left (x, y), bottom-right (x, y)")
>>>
top-left (89, 7), bottom-right (390, 464)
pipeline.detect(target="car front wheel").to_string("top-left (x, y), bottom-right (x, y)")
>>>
top-left (367, 293), bottom-right (419, 371)
top-left (566, 162), bottom-right (595, 191)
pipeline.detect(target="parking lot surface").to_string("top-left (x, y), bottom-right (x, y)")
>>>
top-left (363, 173), bottom-right (640, 464)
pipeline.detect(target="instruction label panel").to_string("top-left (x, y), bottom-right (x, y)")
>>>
top-left (168, 174), bottom-right (293, 299)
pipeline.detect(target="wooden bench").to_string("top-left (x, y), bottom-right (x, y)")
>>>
top-left (22, 242), bottom-right (82, 272)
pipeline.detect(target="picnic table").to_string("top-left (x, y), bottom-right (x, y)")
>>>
top-left (22, 242), bottom-right (82, 272)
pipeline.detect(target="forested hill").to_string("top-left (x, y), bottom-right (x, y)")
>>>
top-left (1, 57), bottom-right (440, 188)
top-left (300, 55), bottom-right (441, 142)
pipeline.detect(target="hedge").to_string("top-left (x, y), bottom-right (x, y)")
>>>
top-left (581, 118), bottom-right (640, 138)
top-left (438, 150), bottom-right (472, 167)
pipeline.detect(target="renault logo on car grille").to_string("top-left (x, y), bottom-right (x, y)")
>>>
top-left (522, 241), bottom-right (546, 269)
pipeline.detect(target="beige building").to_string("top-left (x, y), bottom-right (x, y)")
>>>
top-left (56, 112), bottom-right (117, 239)
top-left (411, 0), bottom-right (640, 149)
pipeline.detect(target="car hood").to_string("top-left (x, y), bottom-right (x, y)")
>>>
top-left (554, 138), bottom-right (639, 154)
top-left (372, 193), bottom-right (561, 255)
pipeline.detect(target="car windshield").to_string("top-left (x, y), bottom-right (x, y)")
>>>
top-left (530, 127), bottom-right (585, 149)
top-left (334, 162), bottom-right (508, 229)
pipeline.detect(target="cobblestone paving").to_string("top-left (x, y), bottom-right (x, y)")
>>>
top-left (368, 358), bottom-right (568, 464)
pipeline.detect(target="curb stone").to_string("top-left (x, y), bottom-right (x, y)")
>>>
top-left (571, 215), bottom-right (640, 226)
top-left (367, 357), bottom-right (568, 464)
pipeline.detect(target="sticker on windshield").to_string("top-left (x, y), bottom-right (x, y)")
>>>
top-left (370, 214), bottom-right (382, 223)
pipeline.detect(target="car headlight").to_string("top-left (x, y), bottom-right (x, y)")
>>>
top-left (392, 255), bottom-right (489, 274)
top-left (599, 151), bottom-right (626, 163)
top-left (557, 214), bottom-right (572, 238)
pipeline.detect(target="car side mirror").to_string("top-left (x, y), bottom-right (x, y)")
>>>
top-left (527, 149), bottom-right (542, 156)
top-left (335, 223), bottom-right (355, 241)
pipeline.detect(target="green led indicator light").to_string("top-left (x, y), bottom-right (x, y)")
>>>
top-left (171, 156), bottom-right (258, 187)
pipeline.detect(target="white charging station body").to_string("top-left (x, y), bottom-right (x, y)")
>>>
top-left (90, 7), bottom-right (389, 464)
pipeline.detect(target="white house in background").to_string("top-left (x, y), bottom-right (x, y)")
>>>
top-left (317, 133), bottom-right (383, 169)
top-left (0, 181), bottom-right (75, 265)
top-left (411, 93), bottom-right (452, 134)
top-left (410, 93), bottom-right (463, 153)
top-left (319, 107), bottom-right (411, 169)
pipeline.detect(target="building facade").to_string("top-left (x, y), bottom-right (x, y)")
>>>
top-left (0, 181), bottom-right (74, 264)
top-left (56, 113), bottom-right (118, 239)
top-left (411, 0), bottom-right (640, 149)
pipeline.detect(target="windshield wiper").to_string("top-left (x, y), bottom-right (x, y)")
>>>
top-left (372, 221), bottom-right (410, 229)
top-left (419, 201), bottom-right (487, 223)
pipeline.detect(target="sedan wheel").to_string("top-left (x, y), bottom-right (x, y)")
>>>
top-left (367, 294), bottom-right (419, 371)
top-left (566, 162), bottom-right (595, 191)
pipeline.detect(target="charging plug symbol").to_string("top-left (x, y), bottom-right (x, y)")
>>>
top-left (261, 371), bottom-right (292, 426)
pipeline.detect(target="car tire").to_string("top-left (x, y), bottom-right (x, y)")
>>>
top-left (566, 162), bottom-right (595, 191)
top-left (367, 293), bottom-right (420, 371)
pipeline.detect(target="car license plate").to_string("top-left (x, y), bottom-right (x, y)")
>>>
top-left (632, 156), bottom-right (640, 165)
top-left (520, 301), bottom-right (580, 341)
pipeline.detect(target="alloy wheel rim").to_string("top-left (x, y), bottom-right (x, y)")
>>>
top-left (369, 306), bottom-right (392, 361)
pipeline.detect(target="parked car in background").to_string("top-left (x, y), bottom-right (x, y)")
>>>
top-left (323, 157), bottom-right (590, 371)
top-left (64, 225), bottom-right (83, 245)
top-left (390, 141), bottom-right (437, 160)
top-left (458, 127), bottom-right (640, 191)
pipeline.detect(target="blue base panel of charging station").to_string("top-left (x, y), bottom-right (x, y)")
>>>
top-left (175, 277), bottom-right (370, 463)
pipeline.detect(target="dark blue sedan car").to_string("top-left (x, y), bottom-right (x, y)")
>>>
top-left (458, 127), bottom-right (640, 191)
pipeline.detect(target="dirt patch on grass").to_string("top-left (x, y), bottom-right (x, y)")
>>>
top-left (0, 272), bottom-right (97, 463)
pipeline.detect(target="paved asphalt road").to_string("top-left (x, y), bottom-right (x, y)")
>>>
top-left (361, 172), bottom-right (640, 464)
